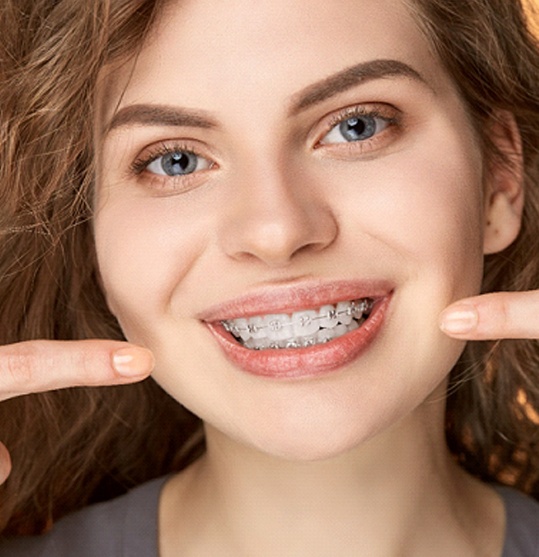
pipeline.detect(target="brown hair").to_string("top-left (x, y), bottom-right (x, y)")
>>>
top-left (407, 0), bottom-right (539, 493)
top-left (0, 0), bottom-right (538, 538)
top-left (0, 0), bottom-right (203, 536)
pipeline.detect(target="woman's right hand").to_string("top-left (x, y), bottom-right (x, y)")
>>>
top-left (0, 339), bottom-right (154, 483)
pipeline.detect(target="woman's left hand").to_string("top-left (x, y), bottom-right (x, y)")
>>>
top-left (440, 290), bottom-right (539, 340)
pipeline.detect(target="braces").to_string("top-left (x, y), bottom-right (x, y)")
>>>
top-left (221, 298), bottom-right (374, 337)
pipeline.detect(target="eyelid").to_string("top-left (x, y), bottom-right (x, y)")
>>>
top-left (127, 139), bottom-right (218, 195)
top-left (313, 102), bottom-right (401, 150)
top-left (130, 140), bottom-right (215, 175)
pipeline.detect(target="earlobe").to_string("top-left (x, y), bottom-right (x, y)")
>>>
top-left (483, 111), bottom-right (524, 255)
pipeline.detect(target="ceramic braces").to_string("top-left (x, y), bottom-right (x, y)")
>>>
top-left (221, 298), bottom-right (374, 338)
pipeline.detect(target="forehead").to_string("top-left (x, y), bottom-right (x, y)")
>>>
top-left (100, 0), bottom-right (451, 124)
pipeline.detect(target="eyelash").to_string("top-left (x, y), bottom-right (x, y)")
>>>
top-left (316, 104), bottom-right (400, 151)
top-left (130, 142), bottom-right (210, 176)
top-left (128, 104), bottom-right (401, 192)
top-left (128, 141), bottom-right (214, 193)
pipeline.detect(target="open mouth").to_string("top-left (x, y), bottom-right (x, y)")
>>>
top-left (221, 297), bottom-right (374, 350)
top-left (204, 283), bottom-right (392, 378)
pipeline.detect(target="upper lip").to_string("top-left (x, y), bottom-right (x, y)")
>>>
top-left (198, 279), bottom-right (395, 322)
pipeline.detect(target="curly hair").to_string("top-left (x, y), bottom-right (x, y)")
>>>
top-left (0, 0), bottom-right (203, 536)
top-left (407, 0), bottom-right (539, 495)
top-left (0, 0), bottom-right (538, 537)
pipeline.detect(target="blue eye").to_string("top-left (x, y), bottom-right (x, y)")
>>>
top-left (339, 116), bottom-right (376, 141)
top-left (321, 114), bottom-right (390, 145)
top-left (146, 150), bottom-right (211, 177)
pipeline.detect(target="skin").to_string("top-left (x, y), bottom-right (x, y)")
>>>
top-left (0, 3), bottom-right (533, 483)
top-left (91, 0), bottom-right (521, 555)
top-left (0, 0), bottom-right (529, 554)
top-left (96, 0), bottom-right (480, 457)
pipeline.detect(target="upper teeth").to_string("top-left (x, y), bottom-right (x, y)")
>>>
top-left (221, 298), bottom-right (373, 350)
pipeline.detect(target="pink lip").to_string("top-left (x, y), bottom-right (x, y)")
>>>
top-left (201, 279), bottom-right (394, 380)
top-left (198, 279), bottom-right (394, 321)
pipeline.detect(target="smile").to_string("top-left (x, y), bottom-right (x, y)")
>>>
top-left (202, 280), bottom-right (393, 379)
top-left (221, 298), bottom-right (374, 350)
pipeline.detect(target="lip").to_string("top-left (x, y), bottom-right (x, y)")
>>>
top-left (198, 279), bottom-right (394, 321)
top-left (201, 279), bottom-right (394, 379)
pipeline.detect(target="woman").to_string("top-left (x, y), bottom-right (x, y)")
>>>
top-left (0, 0), bottom-right (538, 554)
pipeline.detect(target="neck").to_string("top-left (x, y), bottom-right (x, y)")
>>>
top-left (160, 393), bottom-right (503, 557)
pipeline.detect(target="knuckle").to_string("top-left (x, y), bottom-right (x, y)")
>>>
top-left (67, 346), bottom-right (104, 386)
top-left (498, 297), bottom-right (511, 326)
top-left (0, 340), bottom-right (114, 397)
top-left (490, 293), bottom-right (523, 337)
top-left (0, 342), bottom-right (54, 396)
top-left (1, 345), bottom-right (39, 393)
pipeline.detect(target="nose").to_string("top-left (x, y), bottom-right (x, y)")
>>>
top-left (219, 161), bottom-right (338, 267)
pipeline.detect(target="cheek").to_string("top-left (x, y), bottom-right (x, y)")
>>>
top-left (328, 120), bottom-right (486, 379)
top-left (93, 192), bottom-right (208, 338)
top-left (339, 120), bottom-right (485, 288)
top-left (386, 159), bottom-right (482, 265)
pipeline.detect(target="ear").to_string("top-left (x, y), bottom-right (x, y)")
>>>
top-left (483, 111), bottom-right (525, 255)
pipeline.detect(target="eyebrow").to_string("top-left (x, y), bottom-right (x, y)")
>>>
top-left (289, 59), bottom-right (428, 115)
top-left (104, 59), bottom-right (427, 135)
top-left (105, 105), bottom-right (217, 135)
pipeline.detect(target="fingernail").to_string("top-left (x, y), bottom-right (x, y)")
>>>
top-left (113, 347), bottom-right (155, 376)
top-left (440, 305), bottom-right (479, 334)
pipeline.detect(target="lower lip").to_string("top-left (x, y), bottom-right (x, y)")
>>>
top-left (206, 295), bottom-right (391, 380)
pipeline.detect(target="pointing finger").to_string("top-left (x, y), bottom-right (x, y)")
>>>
top-left (0, 340), bottom-right (154, 401)
top-left (439, 291), bottom-right (539, 340)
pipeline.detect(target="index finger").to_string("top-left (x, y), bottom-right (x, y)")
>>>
top-left (0, 340), bottom-right (154, 401)
top-left (439, 291), bottom-right (539, 340)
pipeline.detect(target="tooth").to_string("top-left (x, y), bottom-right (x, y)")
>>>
top-left (350, 300), bottom-right (366, 319)
top-left (363, 298), bottom-right (374, 314)
top-left (233, 318), bottom-right (252, 341)
top-left (263, 314), bottom-right (292, 341)
top-left (292, 310), bottom-right (319, 337)
top-left (285, 339), bottom-right (301, 349)
top-left (317, 328), bottom-right (335, 344)
top-left (244, 337), bottom-right (270, 350)
top-left (246, 316), bottom-right (266, 339)
top-left (336, 301), bottom-right (352, 325)
top-left (301, 335), bottom-right (318, 347)
top-left (223, 295), bottom-right (376, 350)
top-left (227, 322), bottom-right (242, 337)
top-left (318, 304), bottom-right (338, 329)
top-left (269, 341), bottom-right (284, 349)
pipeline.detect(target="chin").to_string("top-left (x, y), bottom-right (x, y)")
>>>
top-left (231, 408), bottom-right (391, 463)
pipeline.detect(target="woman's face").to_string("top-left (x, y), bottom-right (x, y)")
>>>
top-left (95, 0), bottom-right (488, 459)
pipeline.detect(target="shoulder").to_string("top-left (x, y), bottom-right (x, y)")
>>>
top-left (0, 475), bottom-right (169, 557)
top-left (496, 485), bottom-right (539, 557)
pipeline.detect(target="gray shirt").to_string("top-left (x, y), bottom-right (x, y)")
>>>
top-left (496, 485), bottom-right (539, 556)
top-left (0, 478), bottom-right (537, 556)
top-left (0, 476), bottom-right (165, 556)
